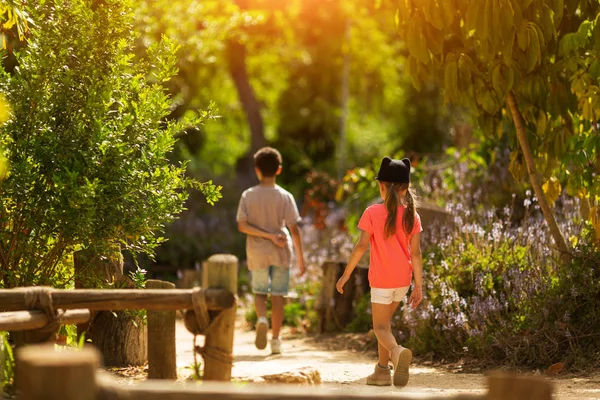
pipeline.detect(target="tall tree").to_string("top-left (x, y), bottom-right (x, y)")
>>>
top-left (395, 0), bottom-right (600, 261)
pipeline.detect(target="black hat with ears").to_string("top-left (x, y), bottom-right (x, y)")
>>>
top-left (376, 157), bottom-right (411, 183)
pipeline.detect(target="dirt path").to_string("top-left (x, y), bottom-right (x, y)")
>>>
top-left (174, 314), bottom-right (600, 399)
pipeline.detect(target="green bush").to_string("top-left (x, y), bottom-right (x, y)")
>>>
top-left (0, 0), bottom-right (220, 288)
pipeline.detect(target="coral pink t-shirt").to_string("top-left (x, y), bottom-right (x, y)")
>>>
top-left (358, 204), bottom-right (422, 289)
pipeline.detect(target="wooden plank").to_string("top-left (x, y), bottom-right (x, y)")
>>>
top-left (0, 287), bottom-right (234, 312)
top-left (0, 309), bottom-right (90, 332)
top-left (119, 381), bottom-right (485, 400)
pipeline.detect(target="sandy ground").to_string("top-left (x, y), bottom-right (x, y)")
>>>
top-left (173, 313), bottom-right (600, 400)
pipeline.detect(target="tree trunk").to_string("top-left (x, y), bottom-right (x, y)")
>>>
top-left (74, 245), bottom-right (147, 367)
top-left (317, 262), bottom-right (369, 333)
top-left (506, 91), bottom-right (571, 263)
top-left (227, 37), bottom-right (266, 187)
top-left (88, 310), bottom-right (147, 368)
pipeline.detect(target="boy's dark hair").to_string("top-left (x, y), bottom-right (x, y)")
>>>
top-left (254, 147), bottom-right (282, 177)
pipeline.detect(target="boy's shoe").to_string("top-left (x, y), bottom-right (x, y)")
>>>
top-left (366, 363), bottom-right (392, 386)
top-left (391, 345), bottom-right (412, 388)
top-left (255, 316), bottom-right (269, 350)
top-left (270, 338), bottom-right (282, 355)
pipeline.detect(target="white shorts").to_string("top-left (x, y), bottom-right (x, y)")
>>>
top-left (371, 286), bottom-right (410, 304)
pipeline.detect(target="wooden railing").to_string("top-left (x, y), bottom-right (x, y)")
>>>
top-left (14, 344), bottom-right (553, 400)
top-left (0, 254), bottom-right (238, 382)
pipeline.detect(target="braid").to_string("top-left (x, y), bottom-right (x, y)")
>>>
top-left (384, 183), bottom-right (398, 237)
top-left (403, 187), bottom-right (416, 235)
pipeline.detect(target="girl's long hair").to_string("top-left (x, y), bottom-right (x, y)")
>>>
top-left (383, 182), bottom-right (417, 237)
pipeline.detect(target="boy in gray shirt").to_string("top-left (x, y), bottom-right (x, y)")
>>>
top-left (236, 147), bottom-right (306, 355)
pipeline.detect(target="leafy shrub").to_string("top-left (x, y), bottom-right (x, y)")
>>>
top-left (0, 0), bottom-right (220, 288)
top-left (394, 155), bottom-right (596, 369)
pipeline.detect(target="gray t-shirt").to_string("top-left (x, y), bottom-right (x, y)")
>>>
top-left (236, 184), bottom-right (302, 271)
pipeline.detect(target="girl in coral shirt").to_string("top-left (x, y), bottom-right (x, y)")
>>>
top-left (336, 156), bottom-right (423, 388)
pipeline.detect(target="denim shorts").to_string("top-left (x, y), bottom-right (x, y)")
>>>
top-left (251, 266), bottom-right (290, 296)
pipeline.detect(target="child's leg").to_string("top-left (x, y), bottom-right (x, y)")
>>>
top-left (254, 294), bottom-right (268, 318)
top-left (251, 268), bottom-right (270, 350)
top-left (270, 266), bottom-right (290, 341)
top-left (372, 301), bottom-right (400, 363)
top-left (251, 268), bottom-right (270, 318)
top-left (271, 295), bottom-right (284, 339)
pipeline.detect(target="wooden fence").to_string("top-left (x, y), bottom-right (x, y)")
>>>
top-left (0, 254), bottom-right (238, 382)
top-left (14, 344), bottom-right (553, 400)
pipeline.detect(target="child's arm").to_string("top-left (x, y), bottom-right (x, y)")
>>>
top-left (336, 230), bottom-right (371, 294)
top-left (408, 232), bottom-right (423, 308)
top-left (288, 224), bottom-right (306, 276)
top-left (237, 221), bottom-right (286, 248)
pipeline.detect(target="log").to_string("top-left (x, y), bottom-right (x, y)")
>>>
top-left (146, 279), bottom-right (177, 380)
top-left (201, 254), bottom-right (238, 381)
top-left (0, 309), bottom-right (90, 332)
top-left (0, 287), bottom-right (234, 312)
top-left (16, 345), bottom-right (100, 400)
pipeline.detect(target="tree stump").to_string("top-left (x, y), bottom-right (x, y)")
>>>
top-left (74, 245), bottom-right (147, 367)
top-left (317, 261), bottom-right (369, 333)
top-left (146, 279), bottom-right (177, 380)
top-left (88, 311), bottom-right (147, 367)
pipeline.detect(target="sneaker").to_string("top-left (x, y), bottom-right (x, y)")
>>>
top-left (271, 338), bottom-right (281, 355)
top-left (255, 316), bottom-right (268, 350)
top-left (391, 345), bottom-right (412, 388)
top-left (366, 363), bottom-right (392, 386)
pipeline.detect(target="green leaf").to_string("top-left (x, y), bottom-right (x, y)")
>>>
top-left (441, 0), bottom-right (455, 28)
top-left (424, 23), bottom-right (444, 55)
top-left (503, 30), bottom-right (516, 64)
top-left (526, 23), bottom-right (541, 72)
top-left (498, 0), bottom-right (515, 44)
top-left (407, 17), bottom-right (430, 64)
top-left (424, 0), bottom-right (444, 30)
top-left (594, 15), bottom-right (600, 51)
top-left (536, 110), bottom-right (547, 136)
top-left (540, 4), bottom-right (556, 42)
top-left (590, 60), bottom-right (600, 79)
top-left (548, 0), bottom-right (564, 26)
top-left (507, 0), bottom-right (523, 29)
top-left (465, 0), bottom-right (480, 32)
top-left (479, 90), bottom-right (498, 114)
top-left (517, 21), bottom-right (529, 51)
top-left (483, 0), bottom-right (494, 42)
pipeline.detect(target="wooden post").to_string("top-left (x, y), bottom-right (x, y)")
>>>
top-left (488, 373), bottom-right (553, 400)
top-left (201, 254), bottom-right (238, 381)
top-left (16, 345), bottom-right (100, 400)
top-left (146, 279), bottom-right (177, 380)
